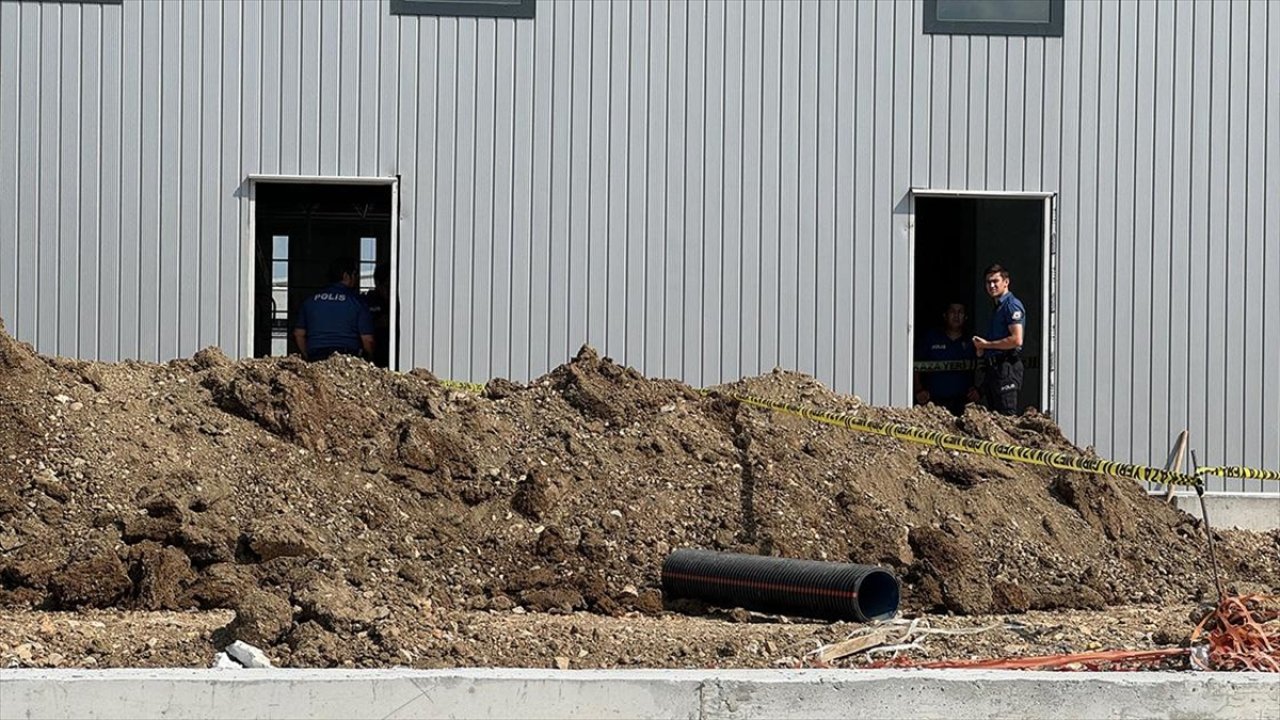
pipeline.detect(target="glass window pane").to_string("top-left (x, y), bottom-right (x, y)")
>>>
top-left (936, 0), bottom-right (1050, 24)
top-left (361, 237), bottom-right (377, 262)
top-left (272, 235), bottom-right (289, 259)
top-left (272, 261), bottom-right (288, 285)
top-left (390, 0), bottom-right (535, 20)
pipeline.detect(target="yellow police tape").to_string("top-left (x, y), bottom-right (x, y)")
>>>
top-left (1198, 466), bottom-right (1280, 482)
top-left (432, 376), bottom-right (1276, 487)
top-left (440, 379), bottom-right (488, 393)
top-left (914, 356), bottom-right (1042, 373)
top-left (722, 392), bottom-right (1204, 488)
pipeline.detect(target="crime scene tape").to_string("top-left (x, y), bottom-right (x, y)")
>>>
top-left (1198, 466), bottom-right (1280, 482)
top-left (433, 375), bottom-right (1234, 488)
top-left (439, 379), bottom-right (487, 393)
top-left (913, 359), bottom-right (981, 372)
top-left (721, 392), bottom-right (1204, 488)
top-left (914, 356), bottom-right (1042, 373)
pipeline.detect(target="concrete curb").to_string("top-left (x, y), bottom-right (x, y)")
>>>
top-left (2, 668), bottom-right (1277, 720)
top-left (1158, 491), bottom-right (1280, 532)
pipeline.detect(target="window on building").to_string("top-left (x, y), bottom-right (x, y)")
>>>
top-left (390, 0), bottom-right (535, 19)
top-left (270, 236), bottom-right (290, 358)
top-left (359, 237), bottom-right (377, 293)
top-left (922, 0), bottom-right (1063, 37)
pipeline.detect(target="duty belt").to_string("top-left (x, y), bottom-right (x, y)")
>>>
top-left (986, 353), bottom-right (1022, 366)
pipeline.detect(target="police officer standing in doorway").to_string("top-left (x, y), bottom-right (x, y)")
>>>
top-left (972, 263), bottom-right (1026, 416)
top-left (293, 257), bottom-right (375, 362)
top-left (913, 301), bottom-right (981, 416)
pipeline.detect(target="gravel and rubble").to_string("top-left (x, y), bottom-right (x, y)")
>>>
top-left (1, 316), bottom-right (1276, 668)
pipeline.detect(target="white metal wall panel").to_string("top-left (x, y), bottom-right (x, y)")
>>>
top-left (0, 3), bottom-right (18, 333)
top-left (1130, 0), bottom-right (1156, 470)
top-left (1263, 0), bottom-right (1280, 488)
top-left (0, 0), bottom-right (1277, 482)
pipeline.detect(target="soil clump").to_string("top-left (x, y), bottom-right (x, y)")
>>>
top-left (1, 317), bottom-right (1276, 667)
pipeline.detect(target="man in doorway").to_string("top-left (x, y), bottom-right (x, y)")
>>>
top-left (360, 261), bottom-right (392, 368)
top-left (972, 263), bottom-right (1026, 416)
top-left (293, 257), bottom-right (375, 362)
top-left (913, 301), bottom-right (981, 415)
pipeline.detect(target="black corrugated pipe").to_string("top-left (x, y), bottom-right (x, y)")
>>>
top-left (661, 549), bottom-right (900, 622)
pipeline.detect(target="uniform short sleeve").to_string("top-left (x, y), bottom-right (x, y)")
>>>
top-left (1007, 299), bottom-right (1026, 326)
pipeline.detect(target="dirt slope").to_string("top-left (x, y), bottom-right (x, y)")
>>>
top-left (1, 317), bottom-right (1276, 667)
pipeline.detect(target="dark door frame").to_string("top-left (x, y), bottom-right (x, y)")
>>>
top-left (908, 188), bottom-right (1057, 416)
top-left (245, 175), bottom-right (401, 369)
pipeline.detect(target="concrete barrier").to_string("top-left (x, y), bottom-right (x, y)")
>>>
top-left (2, 668), bottom-right (1277, 720)
top-left (1160, 491), bottom-right (1280, 532)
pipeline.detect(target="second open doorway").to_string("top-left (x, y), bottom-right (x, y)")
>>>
top-left (251, 180), bottom-right (399, 368)
top-left (912, 192), bottom-right (1054, 415)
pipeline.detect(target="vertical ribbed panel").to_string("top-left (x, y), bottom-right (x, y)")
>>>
top-left (0, 0), bottom-right (1276, 485)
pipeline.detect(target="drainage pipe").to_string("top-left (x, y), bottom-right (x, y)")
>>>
top-left (661, 549), bottom-right (900, 622)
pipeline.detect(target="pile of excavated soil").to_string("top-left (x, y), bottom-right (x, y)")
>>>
top-left (1, 317), bottom-right (1277, 668)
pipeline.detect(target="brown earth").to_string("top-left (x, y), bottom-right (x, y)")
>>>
top-left (1, 317), bottom-right (1276, 668)
top-left (0, 603), bottom-right (1215, 670)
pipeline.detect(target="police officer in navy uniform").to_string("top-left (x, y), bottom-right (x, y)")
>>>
top-left (360, 262), bottom-right (392, 368)
top-left (292, 257), bottom-right (375, 362)
top-left (972, 263), bottom-right (1026, 416)
top-left (913, 301), bottom-right (980, 415)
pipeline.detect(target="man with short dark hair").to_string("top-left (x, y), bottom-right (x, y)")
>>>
top-left (292, 257), bottom-right (375, 362)
top-left (972, 263), bottom-right (1026, 415)
top-left (913, 301), bottom-right (980, 416)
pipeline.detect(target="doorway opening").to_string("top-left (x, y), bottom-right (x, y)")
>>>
top-left (912, 192), bottom-right (1054, 414)
top-left (252, 181), bottom-right (397, 367)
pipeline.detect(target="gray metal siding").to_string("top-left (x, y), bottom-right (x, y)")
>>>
top-left (0, 0), bottom-right (1277, 483)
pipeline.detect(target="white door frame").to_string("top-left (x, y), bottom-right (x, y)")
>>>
top-left (243, 174), bottom-right (401, 370)
top-left (907, 188), bottom-right (1058, 416)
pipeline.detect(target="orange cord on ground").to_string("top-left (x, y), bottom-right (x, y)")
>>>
top-left (875, 595), bottom-right (1279, 672)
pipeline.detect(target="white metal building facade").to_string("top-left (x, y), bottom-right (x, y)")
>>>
top-left (0, 0), bottom-right (1277, 482)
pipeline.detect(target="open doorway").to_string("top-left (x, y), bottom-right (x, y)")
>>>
top-left (912, 193), bottom-right (1053, 414)
top-left (252, 181), bottom-right (397, 367)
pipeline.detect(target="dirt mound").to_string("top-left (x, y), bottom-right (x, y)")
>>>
top-left (1, 318), bottom-right (1277, 667)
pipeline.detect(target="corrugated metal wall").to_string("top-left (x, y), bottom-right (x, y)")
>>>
top-left (0, 0), bottom-right (1277, 483)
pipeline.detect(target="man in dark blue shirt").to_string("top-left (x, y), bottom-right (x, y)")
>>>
top-left (360, 262), bottom-right (392, 368)
top-left (293, 257), bottom-right (375, 362)
top-left (973, 263), bottom-right (1026, 416)
top-left (913, 301), bottom-right (980, 415)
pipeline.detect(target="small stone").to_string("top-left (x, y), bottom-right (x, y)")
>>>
top-left (511, 606), bottom-right (527, 615)
top-left (225, 640), bottom-right (273, 669)
top-left (14, 644), bottom-right (34, 661)
top-left (553, 656), bottom-right (570, 670)
top-left (47, 653), bottom-right (65, 667)
top-left (81, 655), bottom-right (98, 668)
top-left (53, 394), bottom-right (72, 404)
top-left (211, 651), bottom-right (242, 669)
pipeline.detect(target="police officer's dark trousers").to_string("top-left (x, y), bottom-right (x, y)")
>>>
top-left (983, 355), bottom-right (1023, 416)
